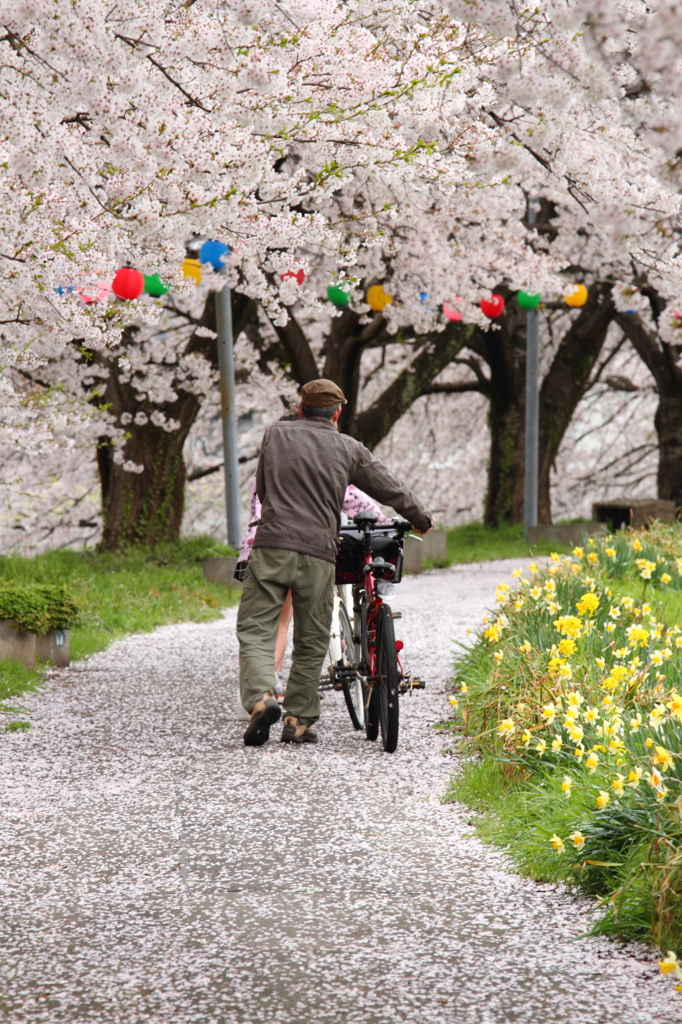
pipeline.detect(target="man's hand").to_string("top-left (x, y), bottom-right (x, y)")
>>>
top-left (416, 527), bottom-right (432, 535)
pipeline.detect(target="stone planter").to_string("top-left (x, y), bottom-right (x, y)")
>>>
top-left (0, 619), bottom-right (36, 669)
top-left (202, 556), bottom-right (241, 587)
top-left (403, 536), bottom-right (425, 574)
top-left (36, 629), bottom-right (70, 668)
top-left (422, 530), bottom-right (447, 565)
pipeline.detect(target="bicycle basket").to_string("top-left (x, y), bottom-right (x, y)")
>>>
top-left (335, 528), bottom-right (403, 585)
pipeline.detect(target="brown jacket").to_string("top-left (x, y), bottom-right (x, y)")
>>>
top-left (254, 418), bottom-right (433, 564)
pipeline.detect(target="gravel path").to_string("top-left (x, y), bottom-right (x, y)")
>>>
top-left (1, 560), bottom-right (680, 1024)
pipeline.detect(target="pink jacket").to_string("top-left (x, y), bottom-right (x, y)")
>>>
top-left (238, 477), bottom-right (391, 561)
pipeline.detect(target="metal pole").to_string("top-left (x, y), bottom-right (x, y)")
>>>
top-left (215, 269), bottom-right (242, 547)
top-left (524, 196), bottom-right (540, 539)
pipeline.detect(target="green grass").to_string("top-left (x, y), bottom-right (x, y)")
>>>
top-left (0, 536), bottom-right (239, 726)
top-left (444, 521), bottom-right (572, 565)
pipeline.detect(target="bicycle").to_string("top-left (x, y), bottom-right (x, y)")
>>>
top-left (328, 510), bottom-right (424, 752)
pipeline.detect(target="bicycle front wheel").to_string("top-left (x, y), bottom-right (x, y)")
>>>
top-left (376, 603), bottom-right (400, 753)
top-left (338, 602), bottom-right (364, 730)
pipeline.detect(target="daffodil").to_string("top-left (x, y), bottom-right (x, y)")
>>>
top-left (661, 573), bottom-right (672, 585)
top-left (629, 714), bottom-right (642, 732)
top-left (612, 774), bottom-right (625, 797)
top-left (645, 737), bottom-right (654, 749)
top-left (448, 696), bottom-right (458, 708)
top-left (550, 834), bottom-right (565, 853)
top-left (498, 718), bottom-right (515, 737)
top-left (569, 830), bottom-right (585, 851)
top-left (666, 691), bottom-right (682, 722)
top-left (493, 650), bottom-right (504, 663)
top-left (595, 656), bottom-right (606, 669)
top-left (632, 538), bottom-right (643, 552)
top-left (586, 752), bottom-right (599, 774)
top-left (653, 746), bottom-right (674, 772)
top-left (561, 776), bottom-right (572, 799)
top-left (519, 641), bottom-right (532, 654)
top-left (658, 952), bottom-right (681, 979)
top-left (551, 737), bottom-right (563, 752)
top-left (627, 767), bottom-right (642, 788)
top-left (541, 703), bottom-right (556, 726)
top-left (649, 704), bottom-right (666, 730)
top-left (535, 739), bottom-right (547, 755)
top-left (596, 790), bottom-right (610, 810)
top-left (568, 723), bottom-right (584, 743)
top-left (605, 547), bottom-right (616, 558)
top-left (585, 707), bottom-right (600, 723)
top-left (576, 592), bottom-right (600, 616)
top-left (521, 730), bottom-right (532, 746)
top-left (572, 546), bottom-right (584, 558)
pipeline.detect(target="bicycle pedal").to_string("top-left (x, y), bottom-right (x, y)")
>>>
top-left (392, 612), bottom-right (402, 619)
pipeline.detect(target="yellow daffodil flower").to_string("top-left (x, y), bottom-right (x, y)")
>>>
top-left (612, 774), bottom-right (625, 797)
top-left (661, 573), bottom-right (672, 585)
top-left (572, 547), bottom-right (584, 558)
top-left (569, 830), bottom-right (585, 851)
top-left (627, 767), bottom-right (642, 788)
top-left (653, 746), bottom-right (674, 772)
top-left (596, 790), bottom-right (610, 810)
top-left (498, 718), bottom-right (515, 736)
top-left (576, 592), bottom-right (600, 616)
top-left (536, 739), bottom-right (547, 755)
top-left (493, 650), bottom-right (504, 663)
top-left (586, 752), bottom-right (599, 773)
top-left (521, 730), bottom-right (531, 746)
top-left (632, 538), bottom-right (643, 552)
top-left (645, 737), bottom-right (654, 749)
top-left (587, 552), bottom-right (599, 564)
top-left (448, 696), bottom-right (458, 707)
top-left (561, 776), bottom-right (572, 798)
top-left (552, 737), bottom-right (563, 752)
top-left (605, 547), bottom-right (616, 558)
top-left (519, 641), bottom-right (532, 654)
top-left (658, 952), bottom-right (681, 979)
top-left (550, 834), bottom-right (565, 853)
top-left (629, 714), bottom-right (642, 732)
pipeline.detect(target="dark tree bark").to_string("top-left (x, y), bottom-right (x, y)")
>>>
top-left (537, 285), bottom-right (616, 521)
top-left (88, 291), bottom-right (255, 550)
top-left (258, 299), bottom-right (470, 447)
top-left (441, 286), bottom-right (616, 526)
top-left (615, 309), bottom-right (682, 505)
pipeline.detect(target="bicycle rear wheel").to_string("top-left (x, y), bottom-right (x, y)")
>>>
top-left (376, 603), bottom-right (400, 753)
top-left (338, 602), bottom-right (364, 730)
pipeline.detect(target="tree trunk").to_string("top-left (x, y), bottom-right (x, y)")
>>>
top-left (466, 301), bottom-right (527, 526)
top-left (537, 286), bottom-right (615, 522)
top-left (616, 310), bottom-right (682, 505)
top-left (466, 287), bottom-right (615, 526)
top-left (87, 291), bottom-right (255, 550)
top-left (98, 419), bottom-right (192, 548)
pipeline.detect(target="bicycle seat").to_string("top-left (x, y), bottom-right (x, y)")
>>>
top-left (354, 510), bottom-right (378, 527)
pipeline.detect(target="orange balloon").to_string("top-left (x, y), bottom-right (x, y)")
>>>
top-left (366, 284), bottom-right (393, 312)
top-left (182, 258), bottom-right (201, 285)
top-left (564, 283), bottom-right (588, 307)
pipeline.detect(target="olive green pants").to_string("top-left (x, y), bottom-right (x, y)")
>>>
top-left (237, 547), bottom-right (335, 725)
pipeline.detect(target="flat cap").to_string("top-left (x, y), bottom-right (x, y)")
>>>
top-left (300, 378), bottom-right (347, 407)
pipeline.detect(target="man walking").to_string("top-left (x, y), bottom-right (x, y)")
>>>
top-left (237, 379), bottom-right (432, 747)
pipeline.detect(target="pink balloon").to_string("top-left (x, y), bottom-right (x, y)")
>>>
top-left (443, 301), bottom-right (463, 322)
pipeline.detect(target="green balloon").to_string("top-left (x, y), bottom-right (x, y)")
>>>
top-left (144, 273), bottom-right (170, 297)
top-left (327, 284), bottom-right (350, 307)
top-left (517, 290), bottom-right (541, 310)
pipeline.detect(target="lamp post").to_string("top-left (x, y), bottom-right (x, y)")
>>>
top-left (524, 197), bottom-right (541, 539)
top-left (214, 266), bottom-right (242, 547)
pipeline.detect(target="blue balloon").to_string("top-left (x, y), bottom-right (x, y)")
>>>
top-left (199, 239), bottom-right (229, 270)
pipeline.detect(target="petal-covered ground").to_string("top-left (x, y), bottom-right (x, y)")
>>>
top-left (0, 560), bottom-right (679, 1024)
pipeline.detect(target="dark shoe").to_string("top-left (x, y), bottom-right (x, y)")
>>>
top-left (280, 715), bottom-right (318, 744)
top-left (243, 695), bottom-right (281, 747)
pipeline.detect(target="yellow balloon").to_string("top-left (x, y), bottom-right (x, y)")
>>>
top-left (564, 283), bottom-right (588, 307)
top-left (366, 284), bottom-right (393, 312)
top-left (182, 257), bottom-right (202, 285)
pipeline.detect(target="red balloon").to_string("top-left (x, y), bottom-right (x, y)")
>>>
top-left (280, 269), bottom-right (305, 286)
top-left (480, 293), bottom-right (505, 318)
top-left (112, 267), bottom-right (144, 301)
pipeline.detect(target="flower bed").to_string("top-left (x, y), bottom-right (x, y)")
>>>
top-left (450, 523), bottom-right (682, 981)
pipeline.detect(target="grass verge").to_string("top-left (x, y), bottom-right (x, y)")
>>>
top-left (445, 523), bottom-right (682, 985)
top-left (0, 536), bottom-right (239, 725)
top-left (442, 521), bottom-right (571, 566)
